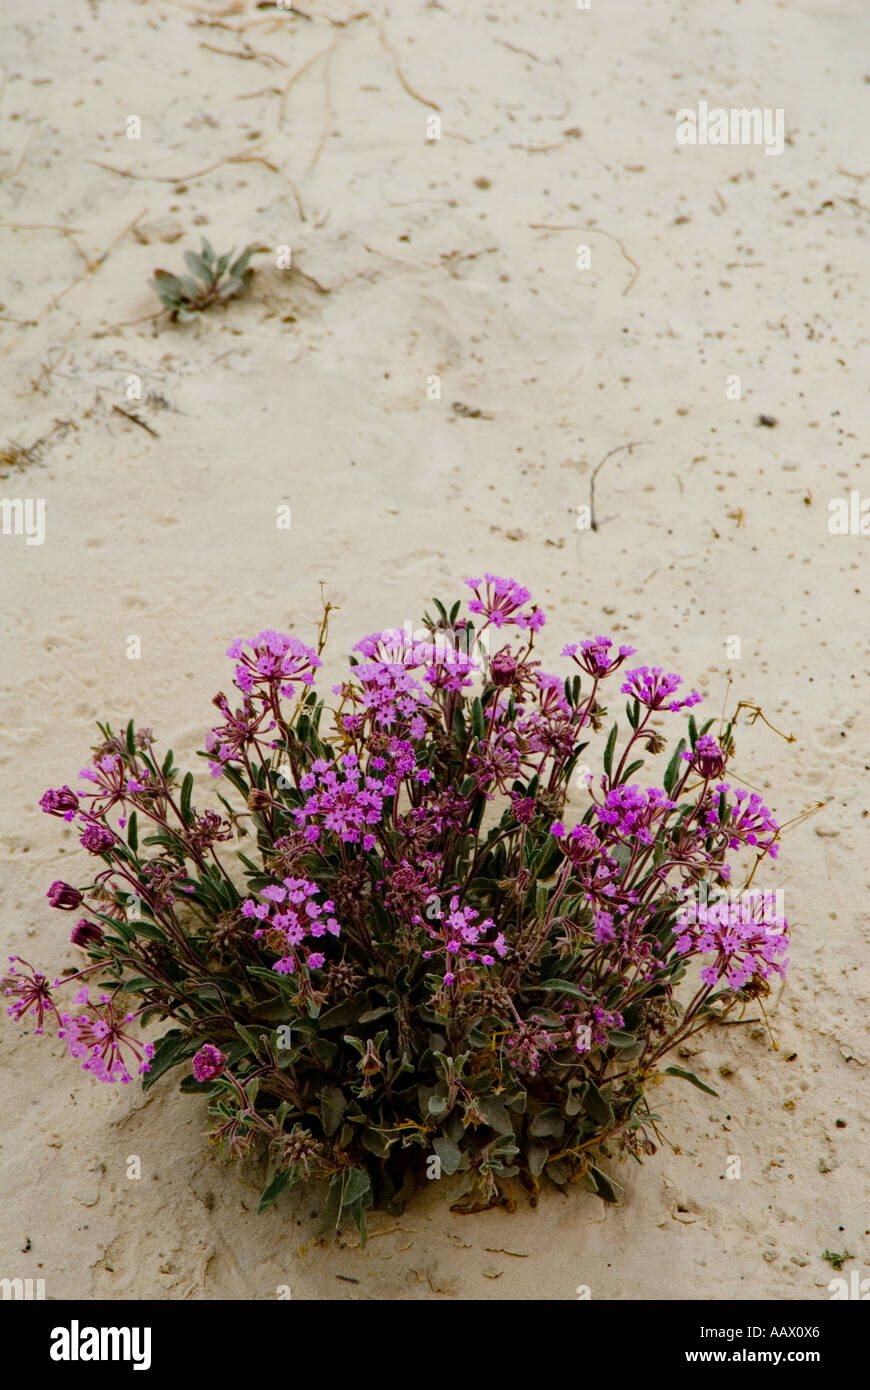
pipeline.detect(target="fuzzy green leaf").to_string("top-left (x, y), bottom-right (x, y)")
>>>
top-left (664, 1066), bottom-right (719, 1097)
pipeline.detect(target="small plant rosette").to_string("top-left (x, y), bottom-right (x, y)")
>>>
top-left (150, 238), bottom-right (259, 322)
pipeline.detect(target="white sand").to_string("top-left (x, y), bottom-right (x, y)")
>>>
top-left (0, 0), bottom-right (868, 1299)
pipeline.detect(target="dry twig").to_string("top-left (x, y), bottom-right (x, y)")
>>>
top-left (529, 222), bottom-right (640, 295)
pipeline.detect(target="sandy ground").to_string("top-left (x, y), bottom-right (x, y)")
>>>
top-left (0, 0), bottom-right (868, 1301)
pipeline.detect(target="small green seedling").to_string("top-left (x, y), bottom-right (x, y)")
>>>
top-left (150, 239), bottom-right (260, 322)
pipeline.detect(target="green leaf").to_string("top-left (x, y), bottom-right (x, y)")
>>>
top-left (179, 1075), bottom-right (217, 1094)
top-left (357, 1006), bottom-right (392, 1024)
top-left (663, 741), bottom-right (685, 795)
top-left (603, 723), bottom-right (618, 780)
top-left (318, 997), bottom-right (368, 1030)
top-left (589, 1165), bottom-right (618, 1203)
top-left (234, 1022), bottom-right (264, 1056)
top-left (360, 1129), bottom-right (390, 1158)
top-left (126, 811), bottom-right (138, 851)
top-left (230, 246), bottom-right (257, 279)
top-left (528, 1143), bottom-right (549, 1177)
top-left (619, 758), bottom-right (645, 784)
top-left (478, 1095), bottom-right (513, 1134)
top-left (535, 882), bottom-right (548, 922)
top-left (565, 1085), bottom-right (585, 1117)
top-left (180, 772), bottom-right (194, 826)
top-left (471, 697), bottom-right (486, 742)
top-left (142, 1029), bottom-right (200, 1091)
top-left (127, 921), bottom-right (168, 943)
top-left (320, 1084), bottom-right (347, 1136)
top-left (432, 1135), bottom-right (462, 1175)
top-left (583, 1080), bottom-right (614, 1127)
top-left (184, 249), bottom-right (211, 282)
top-left (152, 270), bottom-right (184, 296)
top-left (341, 1167), bottom-right (371, 1207)
top-left (664, 1066), bottom-right (719, 1097)
top-left (258, 1168), bottom-right (292, 1215)
top-left (536, 978), bottom-right (585, 998)
top-left (529, 1108), bottom-right (564, 1139)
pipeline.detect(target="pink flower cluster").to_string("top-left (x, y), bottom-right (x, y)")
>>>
top-left (505, 1003), bottom-right (624, 1075)
top-left (464, 575), bottom-right (545, 632)
top-left (346, 630), bottom-right (433, 729)
top-left (242, 876), bottom-right (341, 974)
top-left (674, 895), bottom-right (789, 990)
top-left (550, 821), bottom-right (600, 865)
top-left (704, 785), bottom-right (781, 858)
top-left (595, 785), bottom-right (676, 846)
top-left (562, 636), bottom-right (636, 679)
top-left (621, 666), bottom-right (703, 713)
top-left (227, 630), bottom-right (321, 698)
top-left (421, 895), bottom-right (506, 986)
top-left (296, 752), bottom-right (389, 850)
top-left (58, 993), bottom-right (155, 1083)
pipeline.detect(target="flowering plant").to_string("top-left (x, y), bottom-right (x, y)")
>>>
top-left (5, 577), bottom-right (791, 1242)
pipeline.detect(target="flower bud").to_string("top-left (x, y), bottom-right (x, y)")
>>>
top-left (690, 734), bottom-right (727, 780)
top-left (509, 793), bottom-right (535, 825)
top-left (71, 919), bottom-right (104, 948)
top-left (247, 788), bottom-right (273, 812)
top-left (79, 823), bottom-right (116, 855)
top-left (359, 1038), bottom-right (383, 1076)
top-left (192, 1044), bottom-right (228, 1083)
top-left (39, 786), bottom-right (79, 819)
top-left (46, 880), bottom-right (83, 911)
top-left (490, 648), bottom-right (518, 688)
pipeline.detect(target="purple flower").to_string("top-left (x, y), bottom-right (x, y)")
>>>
top-left (562, 636), bottom-right (636, 679)
top-left (192, 1044), bottom-right (228, 1083)
top-left (596, 784), bottom-right (674, 846)
top-left (228, 631), bottom-right (321, 699)
top-left (675, 894), bottom-right (788, 991)
top-left (46, 881), bottom-right (83, 911)
top-left (421, 894), bottom-right (505, 983)
top-left (58, 1000), bottom-right (154, 1083)
top-left (620, 666), bottom-right (703, 713)
top-left (464, 575), bottom-right (545, 632)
